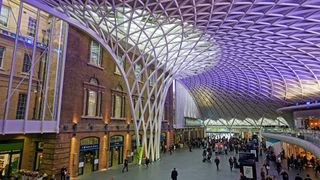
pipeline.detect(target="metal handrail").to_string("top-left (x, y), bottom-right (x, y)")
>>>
top-left (263, 128), bottom-right (320, 148)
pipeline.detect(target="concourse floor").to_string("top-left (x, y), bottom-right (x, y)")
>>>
top-left (75, 148), bottom-right (318, 180)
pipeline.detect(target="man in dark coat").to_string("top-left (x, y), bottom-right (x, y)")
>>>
top-left (171, 168), bottom-right (178, 180)
top-left (60, 166), bottom-right (67, 180)
top-left (122, 159), bottom-right (129, 172)
top-left (145, 158), bottom-right (150, 168)
top-left (214, 156), bottom-right (220, 170)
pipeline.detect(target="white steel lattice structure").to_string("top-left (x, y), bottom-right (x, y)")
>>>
top-left (5, 0), bottom-right (320, 162)
top-left (23, 0), bottom-right (218, 162)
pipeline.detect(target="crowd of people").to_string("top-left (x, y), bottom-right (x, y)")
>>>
top-left (132, 136), bottom-right (320, 180)
top-left (184, 136), bottom-right (320, 180)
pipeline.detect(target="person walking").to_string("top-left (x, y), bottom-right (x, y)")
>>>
top-left (214, 156), bottom-right (220, 170)
top-left (60, 166), bottom-right (67, 180)
top-left (263, 163), bottom-right (270, 175)
top-left (171, 168), bottom-right (178, 180)
top-left (280, 169), bottom-right (289, 180)
top-left (276, 158), bottom-right (282, 175)
top-left (202, 149), bottom-right (207, 162)
top-left (122, 159), bottom-right (129, 172)
top-left (233, 156), bottom-right (238, 168)
top-left (228, 157), bottom-right (233, 171)
top-left (315, 163), bottom-right (320, 176)
top-left (145, 158), bottom-right (150, 168)
top-left (295, 173), bottom-right (303, 180)
top-left (304, 174), bottom-right (312, 180)
top-left (260, 168), bottom-right (266, 180)
top-left (239, 172), bottom-right (247, 180)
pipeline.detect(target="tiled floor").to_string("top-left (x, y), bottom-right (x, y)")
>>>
top-left (75, 148), bottom-right (318, 180)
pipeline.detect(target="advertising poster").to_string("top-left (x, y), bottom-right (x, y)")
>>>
top-left (137, 145), bottom-right (143, 162)
top-left (243, 166), bottom-right (253, 178)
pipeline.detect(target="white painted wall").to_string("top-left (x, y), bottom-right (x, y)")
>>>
top-left (175, 81), bottom-right (201, 128)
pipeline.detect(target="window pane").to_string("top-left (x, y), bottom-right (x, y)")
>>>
top-left (87, 91), bottom-right (97, 116)
top-left (27, 17), bottom-right (37, 37)
top-left (134, 64), bottom-right (142, 81)
top-left (114, 95), bottom-right (122, 118)
top-left (0, 6), bottom-right (10, 27)
top-left (150, 71), bottom-right (156, 86)
top-left (90, 41), bottom-right (101, 66)
top-left (16, 93), bottom-right (27, 119)
top-left (0, 46), bottom-right (5, 68)
top-left (115, 56), bottom-right (124, 74)
top-left (22, 53), bottom-right (31, 73)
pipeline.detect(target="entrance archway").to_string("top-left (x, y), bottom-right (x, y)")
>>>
top-left (109, 135), bottom-right (124, 167)
top-left (78, 137), bottom-right (99, 175)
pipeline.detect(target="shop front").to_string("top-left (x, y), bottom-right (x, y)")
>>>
top-left (282, 142), bottom-right (314, 160)
top-left (109, 136), bottom-right (124, 167)
top-left (78, 137), bottom-right (99, 175)
top-left (0, 140), bottom-right (23, 178)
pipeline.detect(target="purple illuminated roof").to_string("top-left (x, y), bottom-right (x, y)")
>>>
top-left (181, 0), bottom-right (320, 120)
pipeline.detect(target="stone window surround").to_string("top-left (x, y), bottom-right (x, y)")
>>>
top-left (111, 86), bottom-right (126, 120)
top-left (82, 78), bottom-right (105, 119)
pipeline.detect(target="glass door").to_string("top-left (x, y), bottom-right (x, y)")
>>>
top-left (0, 152), bottom-right (21, 178)
top-left (83, 151), bottom-right (93, 174)
top-left (0, 153), bottom-right (10, 177)
top-left (9, 153), bottom-right (20, 177)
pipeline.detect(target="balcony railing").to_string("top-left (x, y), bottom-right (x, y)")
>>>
top-left (263, 128), bottom-right (320, 148)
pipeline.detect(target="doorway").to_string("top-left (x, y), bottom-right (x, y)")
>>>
top-left (78, 137), bottom-right (99, 176)
top-left (0, 152), bottom-right (21, 178)
top-left (0, 141), bottom-right (23, 178)
top-left (109, 135), bottom-right (124, 167)
top-left (83, 151), bottom-right (94, 174)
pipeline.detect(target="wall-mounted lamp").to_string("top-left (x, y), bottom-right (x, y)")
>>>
top-left (88, 123), bottom-right (93, 130)
top-left (127, 124), bottom-right (130, 133)
top-left (63, 125), bottom-right (68, 131)
top-left (104, 124), bottom-right (109, 132)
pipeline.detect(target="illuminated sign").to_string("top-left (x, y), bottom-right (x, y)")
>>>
top-left (185, 117), bottom-right (202, 126)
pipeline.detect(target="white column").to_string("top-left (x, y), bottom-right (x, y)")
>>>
top-left (25, 9), bottom-right (41, 133)
top-left (41, 17), bottom-right (56, 121)
top-left (2, 1), bottom-right (24, 134)
top-left (55, 22), bottom-right (69, 133)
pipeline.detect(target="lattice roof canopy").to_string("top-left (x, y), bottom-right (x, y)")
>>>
top-left (180, 0), bottom-right (320, 120)
top-left (25, 0), bottom-right (320, 122)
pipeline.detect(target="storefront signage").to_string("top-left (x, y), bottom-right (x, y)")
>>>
top-left (0, 28), bottom-right (48, 49)
top-left (0, 142), bottom-right (23, 152)
top-left (110, 142), bottom-right (123, 147)
top-left (239, 152), bottom-right (255, 163)
top-left (79, 162), bottom-right (84, 168)
top-left (185, 117), bottom-right (203, 127)
top-left (80, 144), bottom-right (99, 152)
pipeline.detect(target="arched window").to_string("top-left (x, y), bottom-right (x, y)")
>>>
top-left (111, 85), bottom-right (125, 119)
top-left (83, 77), bottom-right (103, 117)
